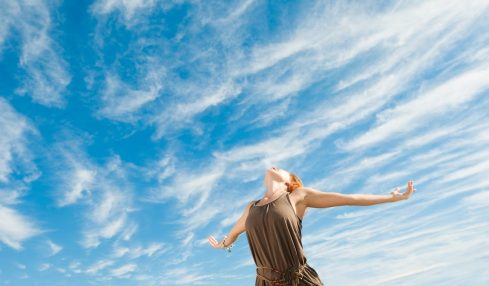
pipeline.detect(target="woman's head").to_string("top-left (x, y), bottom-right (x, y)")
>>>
top-left (264, 166), bottom-right (303, 193)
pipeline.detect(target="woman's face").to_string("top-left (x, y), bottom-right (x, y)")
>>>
top-left (263, 166), bottom-right (291, 191)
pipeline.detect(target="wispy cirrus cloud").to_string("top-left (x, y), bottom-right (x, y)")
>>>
top-left (123, 3), bottom-right (489, 276)
top-left (1, 1), bottom-right (70, 107)
top-left (0, 100), bottom-right (38, 188)
top-left (0, 98), bottom-right (41, 250)
top-left (139, 2), bottom-right (489, 284)
top-left (82, 0), bottom-right (489, 148)
top-left (85, 259), bottom-right (114, 275)
top-left (343, 66), bottom-right (489, 150)
top-left (110, 263), bottom-right (137, 278)
top-left (1, 0), bottom-right (488, 285)
top-left (94, 62), bottom-right (166, 123)
top-left (46, 240), bottom-right (62, 256)
top-left (91, 0), bottom-right (159, 25)
top-left (38, 263), bottom-right (51, 272)
top-left (0, 206), bottom-right (40, 250)
top-left (52, 139), bottom-right (136, 249)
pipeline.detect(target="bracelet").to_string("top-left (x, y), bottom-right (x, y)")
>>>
top-left (221, 235), bottom-right (235, 253)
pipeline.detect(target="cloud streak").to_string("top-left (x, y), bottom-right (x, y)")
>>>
top-left (2, 1), bottom-right (71, 107)
top-left (53, 140), bottom-right (136, 249)
top-left (0, 98), bottom-right (40, 250)
top-left (1, 0), bottom-right (488, 285)
top-left (0, 206), bottom-right (40, 250)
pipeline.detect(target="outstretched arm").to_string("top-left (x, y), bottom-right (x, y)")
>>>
top-left (208, 201), bottom-right (254, 250)
top-left (303, 180), bottom-right (416, 208)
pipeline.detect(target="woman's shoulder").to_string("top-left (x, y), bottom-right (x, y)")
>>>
top-left (289, 187), bottom-right (309, 206)
top-left (247, 199), bottom-right (258, 209)
top-left (291, 186), bottom-right (308, 197)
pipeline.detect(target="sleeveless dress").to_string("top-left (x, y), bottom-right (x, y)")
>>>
top-left (245, 192), bottom-right (325, 286)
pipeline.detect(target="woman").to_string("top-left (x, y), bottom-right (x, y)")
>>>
top-left (208, 166), bottom-right (416, 285)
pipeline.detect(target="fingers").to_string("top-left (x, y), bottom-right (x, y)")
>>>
top-left (407, 180), bottom-right (414, 191)
top-left (208, 235), bottom-right (218, 247)
top-left (410, 180), bottom-right (416, 192)
top-left (207, 235), bottom-right (223, 248)
top-left (404, 180), bottom-right (417, 198)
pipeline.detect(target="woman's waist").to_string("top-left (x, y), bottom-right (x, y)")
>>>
top-left (256, 263), bottom-right (309, 286)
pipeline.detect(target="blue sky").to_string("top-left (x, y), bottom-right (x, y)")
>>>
top-left (1, 0), bottom-right (489, 285)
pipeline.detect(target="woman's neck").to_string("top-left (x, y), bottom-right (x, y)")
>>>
top-left (263, 184), bottom-right (287, 199)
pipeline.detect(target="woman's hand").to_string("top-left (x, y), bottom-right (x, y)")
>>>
top-left (390, 180), bottom-right (416, 202)
top-left (207, 235), bottom-right (225, 250)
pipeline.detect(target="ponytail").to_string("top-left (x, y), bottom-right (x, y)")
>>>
top-left (286, 172), bottom-right (303, 193)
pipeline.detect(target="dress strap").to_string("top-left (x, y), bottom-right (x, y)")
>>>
top-left (256, 264), bottom-right (306, 286)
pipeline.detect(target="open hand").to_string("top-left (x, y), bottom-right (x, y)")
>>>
top-left (390, 180), bottom-right (416, 201)
top-left (207, 235), bottom-right (225, 249)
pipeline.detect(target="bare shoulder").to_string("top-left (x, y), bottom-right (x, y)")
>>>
top-left (246, 200), bottom-right (255, 209)
top-left (289, 187), bottom-right (308, 206)
top-left (242, 200), bottom-right (256, 222)
top-left (297, 186), bottom-right (322, 196)
top-left (292, 186), bottom-right (327, 206)
top-left (243, 200), bottom-right (256, 215)
top-left (229, 200), bottom-right (256, 237)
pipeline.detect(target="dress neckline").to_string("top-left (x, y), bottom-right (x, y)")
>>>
top-left (253, 192), bottom-right (287, 207)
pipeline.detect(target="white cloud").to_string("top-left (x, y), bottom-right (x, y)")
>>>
top-left (91, 0), bottom-right (157, 23)
top-left (152, 80), bottom-right (242, 138)
top-left (82, 191), bottom-right (130, 248)
top-left (160, 267), bottom-right (214, 285)
top-left (85, 0), bottom-right (489, 143)
top-left (113, 242), bottom-right (166, 259)
top-left (40, 1), bottom-right (489, 284)
top-left (46, 240), bottom-right (62, 256)
top-left (15, 263), bottom-right (26, 270)
top-left (166, 2), bottom-right (489, 282)
top-left (462, 191), bottom-right (489, 210)
top-left (151, 164), bottom-right (223, 205)
top-left (113, 246), bottom-right (130, 258)
top-left (121, 223), bottom-right (138, 241)
top-left (38, 263), bottom-right (51, 272)
top-left (54, 141), bottom-right (136, 249)
top-left (296, 139), bottom-right (489, 285)
top-left (58, 168), bottom-right (96, 207)
top-left (110, 263), bottom-right (137, 278)
top-left (0, 98), bottom-right (38, 186)
top-left (0, 99), bottom-right (40, 250)
top-left (0, 206), bottom-right (40, 250)
top-left (301, 197), bottom-right (487, 283)
top-left (86, 259), bottom-right (115, 275)
top-left (344, 66), bottom-right (489, 150)
top-left (1, 1), bottom-right (71, 107)
top-left (147, 161), bottom-right (227, 242)
top-left (96, 68), bottom-right (165, 122)
top-left (216, 0), bottom-right (256, 25)
top-left (68, 261), bottom-right (82, 274)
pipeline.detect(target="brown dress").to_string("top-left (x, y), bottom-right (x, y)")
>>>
top-left (245, 192), bottom-right (325, 286)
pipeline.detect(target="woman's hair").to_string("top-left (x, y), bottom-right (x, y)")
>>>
top-left (286, 172), bottom-right (303, 193)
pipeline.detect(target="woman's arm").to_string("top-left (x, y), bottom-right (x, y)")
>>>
top-left (208, 201), bottom-right (254, 249)
top-left (303, 180), bottom-right (415, 208)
